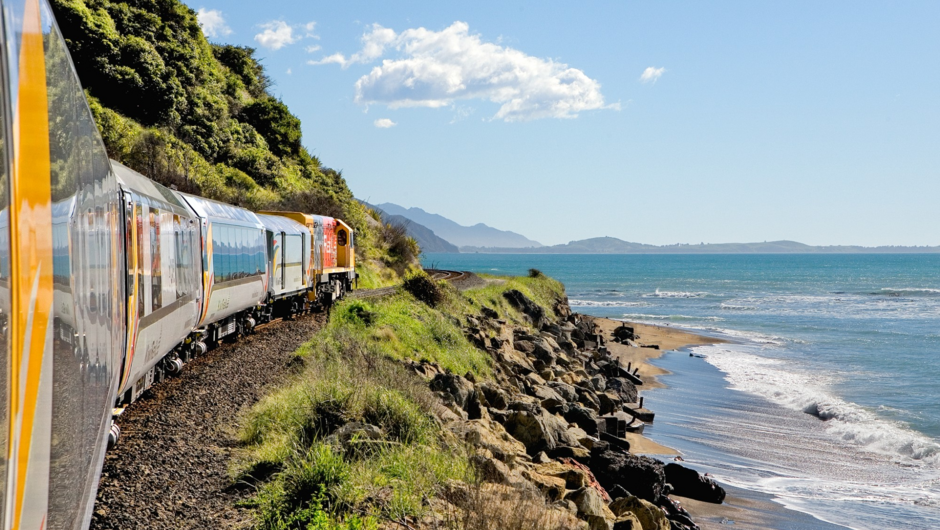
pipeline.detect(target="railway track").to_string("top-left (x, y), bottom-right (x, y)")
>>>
top-left (425, 269), bottom-right (469, 282)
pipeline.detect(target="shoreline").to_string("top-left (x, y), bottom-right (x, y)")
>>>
top-left (586, 316), bottom-right (850, 530)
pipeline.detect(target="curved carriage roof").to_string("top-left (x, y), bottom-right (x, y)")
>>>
top-left (178, 192), bottom-right (264, 229)
top-left (257, 213), bottom-right (309, 237)
top-left (111, 160), bottom-right (194, 217)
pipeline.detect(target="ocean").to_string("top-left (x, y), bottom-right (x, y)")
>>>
top-left (421, 253), bottom-right (940, 529)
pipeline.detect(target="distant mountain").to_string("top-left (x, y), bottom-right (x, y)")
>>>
top-left (375, 203), bottom-right (542, 249)
top-left (460, 238), bottom-right (940, 254)
top-left (364, 202), bottom-right (459, 253)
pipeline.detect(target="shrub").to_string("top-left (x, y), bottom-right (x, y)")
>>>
top-left (382, 222), bottom-right (420, 265)
top-left (528, 268), bottom-right (543, 278)
top-left (402, 272), bottom-right (443, 307)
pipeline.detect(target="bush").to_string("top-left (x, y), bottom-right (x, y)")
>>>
top-left (242, 97), bottom-right (303, 159)
top-left (402, 272), bottom-right (443, 307)
top-left (528, 268), bottom-right (543, 278)
top-left (382, 222), bottom-right (420, 265)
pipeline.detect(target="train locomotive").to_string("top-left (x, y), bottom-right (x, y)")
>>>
top-left (0, 1), bottom-right (357, 528)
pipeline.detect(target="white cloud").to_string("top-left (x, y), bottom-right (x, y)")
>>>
top-left (255, 21), bottom-right (299, 50)
top-left (315, 22), bottom-right (614, 121)
top-left (255, 20), bottom-right (318, 50)
top-left (286, 68), bottom-right (292, 75)
top-left (304, 21), bottom-right (318, 37)
top-left (309, 23), bottom-right (396, 68)
top-left (305, 44), bottom-right (322, 53)
top-left (374, 118), bottom-right (397, 128)
top-left (197, 8), bottom-right (231, 38)
top-left (639, 66), bottom-right (665, 83)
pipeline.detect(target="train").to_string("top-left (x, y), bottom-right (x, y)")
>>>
top-left (0, 1), bottom-right (357, 528)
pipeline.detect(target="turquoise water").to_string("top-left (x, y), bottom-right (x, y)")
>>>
top-left (423, 253), bottom-right (940, 529)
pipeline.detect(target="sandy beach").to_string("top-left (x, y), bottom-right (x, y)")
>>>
top-left (590, 316), bottom-right (847, 530)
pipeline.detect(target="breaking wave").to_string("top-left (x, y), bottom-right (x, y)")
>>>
top-left (695, 345), bottom-right (940, 466)
top-left (642, 289), bottom-right (711, 298)
top-left (568, 299), bottom-right (649, 308)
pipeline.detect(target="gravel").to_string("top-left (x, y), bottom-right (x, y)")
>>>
top-left (90, 313), bottom-right (326, 530)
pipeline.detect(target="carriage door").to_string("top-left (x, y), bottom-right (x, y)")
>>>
top-left (280, 231), bottom-right (286, 290)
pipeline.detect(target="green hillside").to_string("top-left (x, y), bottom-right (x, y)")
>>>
top-left (50, 0), bottom-right (413, 274)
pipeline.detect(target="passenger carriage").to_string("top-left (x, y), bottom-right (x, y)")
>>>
top-left (113, 162), bottom-right (203, 405)
top-left (178, 193), bottom-right (268, 344)
top-left (257, 213), bottom-right (313, 320)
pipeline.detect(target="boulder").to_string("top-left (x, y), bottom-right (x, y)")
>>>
top-left (564, 404), bottom-right (601, 436)
top-left (531, 384), bottom-right (564, 403)
top-left (567, 487), bottom-right (615, 520)
top-left (659, 496), bottom-right (697, 529)
top-left (534, 460), bottom-right (590, 490)
top-left (531, 341), bottom-right (558, 366)
top-left (520, 469), bottom-right (566, 501)
top-left (663, 463), bottom-right (726, 504)
top-left (607, 377), bottom-right (639, 404)
top-left (576, 386), bottom-right (602, 412)
top-left (612, 513), bottom-right (642, 530)
top-left (598, 392), bottom-right (623, 415)
top-left (503, 289), bottom-right (547, 327)
top-left (325, 422), bottom-right (384, 449)
top-left (548, 381), bottom-right (579, 402)
top-left (465, 390), bottom-right (487, 420)
top-left (587, 515), bottom-right (615, 530)
top-left (477, 382), bottom-right (509, 410)
top-left (524, 372), bottom-right (548, 387)
top-left (430, 373), bottom-right (475, 410)
top-left (548, 445), bottom-right (591, 460)
top-left (470, 454), bottom-right (511, 484)
top-left (449, 419), bottom-right (528, 464)
top-left (514, 339), bottom-right (536, 354)
top-left (541, 322), bottom-right (563, 337)
top-left (407, 360), bottom-right (442, 380)
top-left (590, 445), bottom-right (666, 503)
top-left (609, 495), bottom-right (669, 530)
top-left (504, 409), bottom-right (567, 454)
top-left (591, 375), bottom-right (608, 392)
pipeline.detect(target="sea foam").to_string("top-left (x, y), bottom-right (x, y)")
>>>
top-left (694, 344), bottom-right (940, 467)
top-left (568, 299), bottom-right (649, 308)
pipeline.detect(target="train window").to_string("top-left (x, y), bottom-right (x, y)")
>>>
top-left (151, 208), bottom-right (162, 311)
top-left (212, 225), bottom-right (221, 284)
top-left (214, 225), bottom-right (221, 283)
top-left (221, 225), bottom-right (230, 282)
top-left (256, 230), bottom-right (264, 275)
top-left (285, 235), bottom-right (302, 265)
top-left (337, 229), bottom-right (347, 246)
top-left (244, 228), bottom-right (251, 278)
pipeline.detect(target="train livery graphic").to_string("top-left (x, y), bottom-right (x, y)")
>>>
top-left (0, 1), bottom-right (357, 528)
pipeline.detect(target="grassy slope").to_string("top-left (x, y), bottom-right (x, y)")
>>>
top-left (233, 274), bottom-right (566, 528)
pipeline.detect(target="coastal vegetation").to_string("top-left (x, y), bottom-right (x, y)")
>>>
top-left (50, 0), bottom-right (418, 280)
top-left (232, 274), bottom-right (566, 528)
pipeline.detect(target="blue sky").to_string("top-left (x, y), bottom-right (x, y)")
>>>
top-left (189, 1), bottom-right (939, 246)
